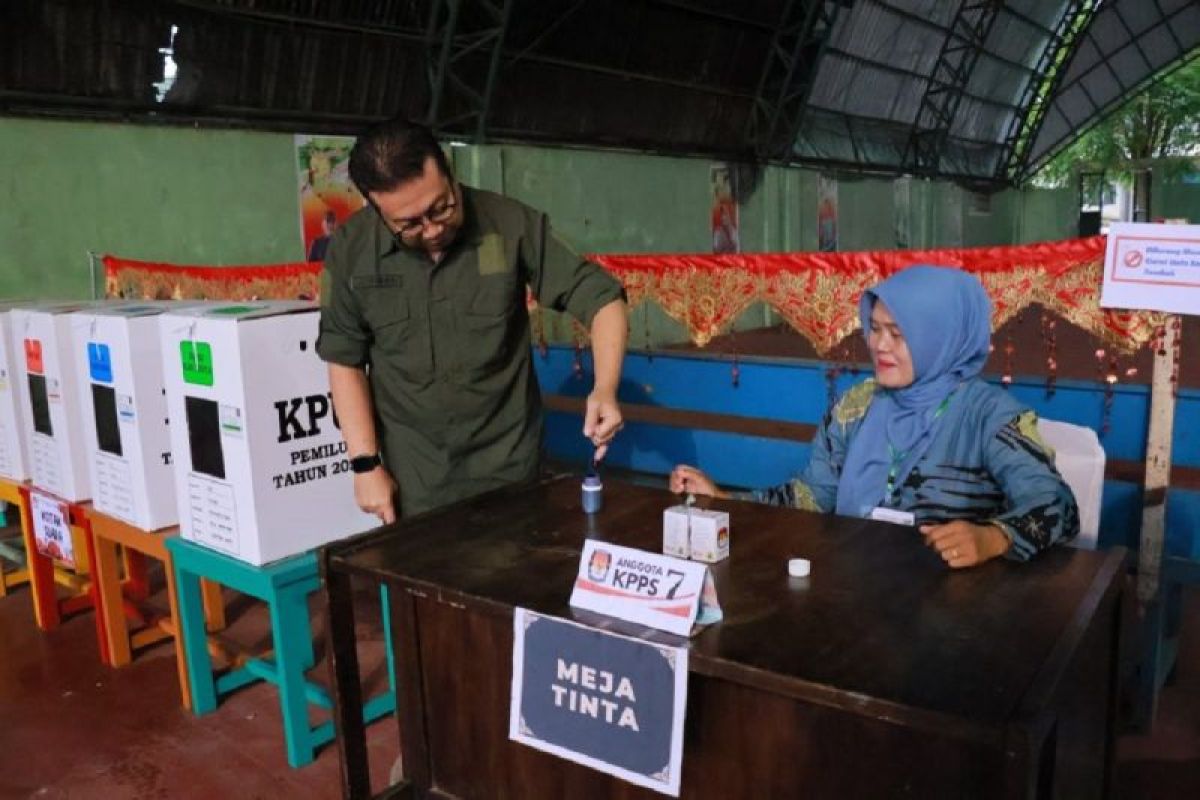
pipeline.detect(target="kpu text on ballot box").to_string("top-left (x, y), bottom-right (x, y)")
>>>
top-left (71, 303), bottom-right (196, 531)
top-left (11, 302), bottom-right (117, 502)
top-left (160, 302), bottom-right (376, 566)
top-left (0, 302), bottom-right (33, 482)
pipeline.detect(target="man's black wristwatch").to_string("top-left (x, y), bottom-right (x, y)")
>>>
top-left (349, 453), bottom-right (383, 474)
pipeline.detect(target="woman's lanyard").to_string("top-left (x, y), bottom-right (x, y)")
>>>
top-left (884, 394), bottom-right (953, 503)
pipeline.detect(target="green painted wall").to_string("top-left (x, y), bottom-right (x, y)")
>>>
top-left (1010, 186), bottom-right (1078, 244)
top-left (0, 118), bottom-right (300, 300)
top-left (1156, 176), bottom-right (1200, 223)
top-left (3, 116), bottom-right (1095, 342)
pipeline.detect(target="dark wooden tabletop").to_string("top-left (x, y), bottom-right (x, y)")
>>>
top-left (327, 475), bottom-right (1125, 740)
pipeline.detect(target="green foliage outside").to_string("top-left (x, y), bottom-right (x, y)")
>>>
top-left (1033, 53), bottom-right (1200, 188)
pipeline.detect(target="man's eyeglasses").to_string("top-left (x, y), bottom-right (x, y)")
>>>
top-left (389, 190), bottom-right (458, 238)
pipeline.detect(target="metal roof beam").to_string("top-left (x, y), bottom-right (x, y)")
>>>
top-left (804, 105), bottom-right (1010, 150)
top-left (996, 1), bottom-right (1098, 183)
top-left (645, 0), bottom-right (775, 32)
top-left (425, 0), bottom-right (514, 142)
top-left (867, 0), bottom-right (1039, 79)
top-left (508, 51), bottom-right (757, 100)
top-left (165, 0), bottom-right (426, 42)
top-left (743, 0), bottom-right (846, 160)
top-left (901, 0), bottom-right (1004, 177)
top-left (824, 45), bottom-right (1023, 114)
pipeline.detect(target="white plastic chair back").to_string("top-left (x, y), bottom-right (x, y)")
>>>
top-left (1037, 418), bottom-right (1105, 549)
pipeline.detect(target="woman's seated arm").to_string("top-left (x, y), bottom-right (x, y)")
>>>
top-left (743, 381), bottom-right (876, 512)
top-left (985, 411), bottom-right (1081, 560)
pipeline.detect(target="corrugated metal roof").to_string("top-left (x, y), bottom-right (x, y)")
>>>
top-left (0, 0), bottom-right (1195, 187)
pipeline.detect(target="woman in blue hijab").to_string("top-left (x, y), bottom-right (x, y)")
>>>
top-left (671, 266), bottom-right (1079, 568)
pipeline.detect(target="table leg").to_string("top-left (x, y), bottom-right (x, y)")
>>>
top-left (79, 520), bottom-right (111, 665)
top-left (18, 487), bottom-right (60, 630)
top-left (92, 532), bottom-right (130, 667)
top-left (324, 558), bottom-right (370, 799)
top-left (270, 586), bottom-right (318, 768)
top-left (121, 547), bottom-right (150, 601)
top-left (174, 562), bottom-right (218, 715)
top-left (162, 549), bottom-right (194, 711)
top-left (201, 579), bottom-right (226, 632)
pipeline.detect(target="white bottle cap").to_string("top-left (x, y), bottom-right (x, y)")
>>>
top-left (788, 558), bottom-right (811, 578)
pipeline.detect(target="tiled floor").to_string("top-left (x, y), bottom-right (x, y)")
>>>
top-left (1, 532), bottom-right (1198, 799)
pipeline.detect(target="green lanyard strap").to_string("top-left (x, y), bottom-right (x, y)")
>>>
top-left (884, 393), bottom-right (953, 503)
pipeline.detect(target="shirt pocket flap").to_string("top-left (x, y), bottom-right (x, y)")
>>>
top-left (352, 274), bottom-right (410, 327)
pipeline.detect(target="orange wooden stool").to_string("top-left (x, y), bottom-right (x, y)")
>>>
top-left (13, 481), bottom-right (149, 665)
top-left (87, 509), bottom-right (226, 710)
top-left (0, 479), bottom-right (31, 595)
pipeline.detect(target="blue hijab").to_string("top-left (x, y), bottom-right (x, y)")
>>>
top-left (836, 266), bottom-right (993, 517)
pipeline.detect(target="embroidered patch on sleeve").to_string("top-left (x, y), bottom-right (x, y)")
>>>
top-left (477, 233), bottom-right (507, 275)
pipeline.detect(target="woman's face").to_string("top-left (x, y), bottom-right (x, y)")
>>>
top-left (868, 300), bottom-right (915, 388)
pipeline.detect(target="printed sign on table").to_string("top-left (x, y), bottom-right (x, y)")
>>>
top-left (31, 490), bottom-right (74, 568)
top-left (569, 540), bottom-right (722, 638)
top-left (1101, 222), bottom-right (1200, 316)
top-left (510, 608), bottom-right (688, 796)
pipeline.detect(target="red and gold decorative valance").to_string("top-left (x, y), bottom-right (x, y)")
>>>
top-left (593, 236), bottom-right (1163, 355)
top-left (105, 236), bottom-right (1162, 356)
top-left (103, 256), bottom-right (320, 302)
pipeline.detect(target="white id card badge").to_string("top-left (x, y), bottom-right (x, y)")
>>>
top-left (869, 506), bottom-right (916, 526)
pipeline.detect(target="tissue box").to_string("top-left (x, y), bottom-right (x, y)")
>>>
top-left (663, 505), bottom-right (730, 563)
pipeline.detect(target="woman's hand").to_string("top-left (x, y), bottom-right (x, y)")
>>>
top-left (919, 520), bottom-right (1011, 569)
top-left (668, 465), bottom-right (728, 499)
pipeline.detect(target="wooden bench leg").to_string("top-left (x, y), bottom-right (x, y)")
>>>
top-left (174, 560), bottom-right (219, 715)
top-left (201, 579), bottom-right (226, 632)
top-left (162, 549), bottom-right (195, 711)
top-left (270, 587), bottom-right (319, 767)
top-left (92, 533), bottom-right (130, 667)
top-left (18, 488), bottom-right (60, 630)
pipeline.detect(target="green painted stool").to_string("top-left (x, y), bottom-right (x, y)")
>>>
top-left (167, 537), bottom-right (396, 768)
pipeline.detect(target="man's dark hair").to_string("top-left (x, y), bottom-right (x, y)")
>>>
top-left (349, 117), bottom-right (451, 195)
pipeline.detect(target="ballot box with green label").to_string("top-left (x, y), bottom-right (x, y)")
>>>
top-left (0, 302), bottom-right (34, 482)
top-left (159, 302), bottom-right (376, 565)
top-left (71, 303), bottom-right (201, 530)
top-left (11, 302), bottom-right (118, 501)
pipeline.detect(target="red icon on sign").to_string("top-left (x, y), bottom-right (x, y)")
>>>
top-left (24, 339), bottom-right (44, 373)
top-left (1123, 249), bottom-right (1144, 268)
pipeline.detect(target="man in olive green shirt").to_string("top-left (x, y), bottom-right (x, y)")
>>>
top-left (317, 118), bottom-right (628, 522)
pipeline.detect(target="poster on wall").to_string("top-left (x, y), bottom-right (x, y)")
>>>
top-left (893, 176), bottom-right (912, 249)
top-left (710, 164), bottom-right (740, 254)
top-left (295, 135), bottom-right (364, 262)
top-left (817, 173), bottom-right (838, 252)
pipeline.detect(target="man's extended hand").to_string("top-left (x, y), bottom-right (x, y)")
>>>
top-left (354, 467), bottom-right (398, 525)
top-left (583, 391), bottom-right (624, 462)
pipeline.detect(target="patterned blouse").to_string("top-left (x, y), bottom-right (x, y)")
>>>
top-left (748, 378), bottom-right (1080, 560)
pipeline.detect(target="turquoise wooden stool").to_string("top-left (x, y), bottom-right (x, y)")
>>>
top-left (166, 537), bottom-right (396, 768)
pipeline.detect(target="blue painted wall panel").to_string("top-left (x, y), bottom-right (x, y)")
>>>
top-left (537, 347), bottom-right (1200, 557)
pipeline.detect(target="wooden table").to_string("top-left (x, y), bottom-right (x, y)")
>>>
top-left (323, 476), bottom-right (1127, 800)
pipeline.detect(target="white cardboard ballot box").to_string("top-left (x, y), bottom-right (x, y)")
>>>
top-left (0, 302), bottom-right (34, 482)
top-left (159, 302), bottom-right (377, 565)
top-left (71, 302), bottom-right (200, 530)
top-left (11, 301), bottom-right (118, 501)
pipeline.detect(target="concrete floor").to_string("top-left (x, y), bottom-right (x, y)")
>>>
top-left (0, 551), bottom-right (397, 799)
top-left (1, 530), bottom-right (1198, 799)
